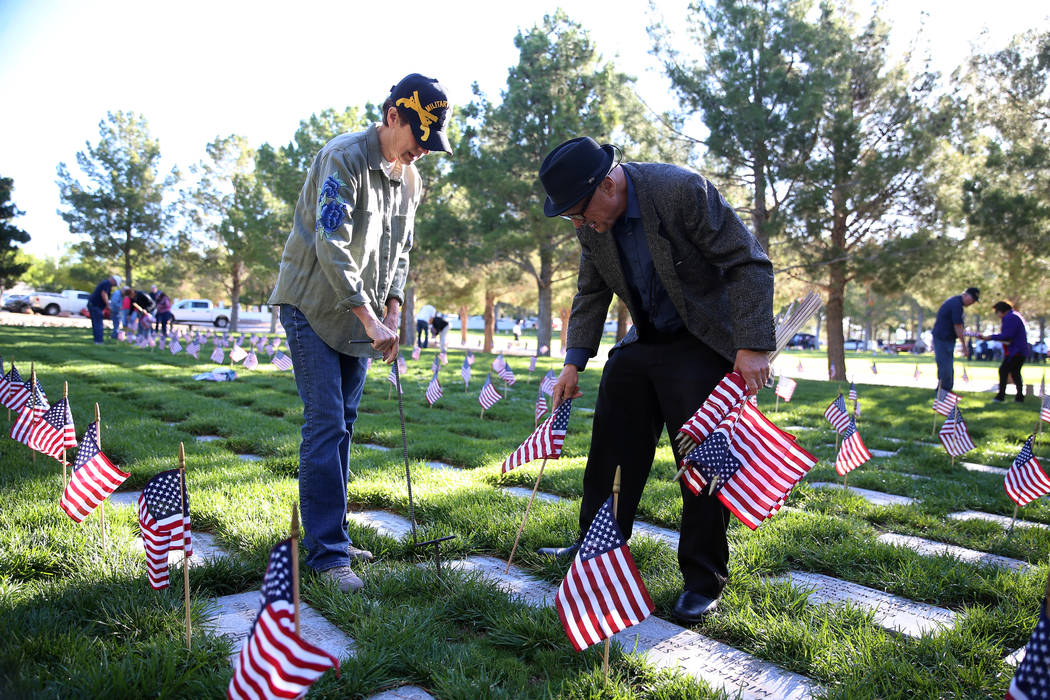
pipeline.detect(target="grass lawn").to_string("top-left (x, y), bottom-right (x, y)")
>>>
top-left (1, 325), bottom-right (1048, 698)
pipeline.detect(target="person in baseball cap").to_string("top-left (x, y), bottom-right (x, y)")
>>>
top-left (384, 73), bottom-right (453, 155)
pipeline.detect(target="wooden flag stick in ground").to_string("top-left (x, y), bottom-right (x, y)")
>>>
top-left (505, 459), bottom-right (549, 574)
top-left (603, 465), bottom-right (623, 678)
top-left (61, 382), bottom-right (69, 486)
top-left (1006, 504), bottom-right (1020, 539)
top-left (290, 501), bottom-right (301, 636)
top-left (95, 403), bottom-right (105, 550)
top-left (179, 442), bottom-right (191, 648)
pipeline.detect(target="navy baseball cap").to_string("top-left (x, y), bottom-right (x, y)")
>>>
top-left (390, 73), bottom-right (453, 155)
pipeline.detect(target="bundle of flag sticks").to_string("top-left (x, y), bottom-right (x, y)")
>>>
top-left (676, 291), bottom-right (822, 455)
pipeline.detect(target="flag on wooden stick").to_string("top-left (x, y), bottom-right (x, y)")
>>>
top-left (938, 407), bottom-right (976, 457)
top-left (59, 421), bottom-right (129, 523)
top-left (501, 399), bottom-right (572, 473)
top-left (272, 351), bottom-right (293, 371)
top-left (479, 375), bottom-right (502, 410)
top-left (540, 370), bottom-right (557, 396)
top-left (138, 468), bottom-right (192, 590)
top-left (228, 538), bottom-right (340, 699)
top-left (775, 376), bottom-right (797, 402)
top-left (29, 397), bottom-right (76, 460)
top-left (425, 373), bottom-right (442, 406)
top-left (932, 388), bottom-right (960, 416)
top-left (460, 357), bottom-right (471, 387)
top-left (823, 395), bottom-right (852, 434)
top-left (555, 496), bottom-right (653, 652)
top-left (535, 387), bottom-right (548, 423)
top-left (1005, 598), bottom-right (1050, 700)
top-left (834, 418), bottom-right (872, 477)
top-left (1004, 435), bottom-right (1050, 506)
top-left (847, 382), bottom-right (858, 402)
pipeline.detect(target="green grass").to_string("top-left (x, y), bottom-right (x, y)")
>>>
top-left (0, 326), bottom-right (1046, 698)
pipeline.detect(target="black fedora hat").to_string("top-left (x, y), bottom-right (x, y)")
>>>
top-left (539, 137), bottom-right (617, 217)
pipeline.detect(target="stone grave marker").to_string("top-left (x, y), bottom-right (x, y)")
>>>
top-left (877, 533), bottom-right (1030, 572)
top-left (809, 482), bottom-right (916, 507)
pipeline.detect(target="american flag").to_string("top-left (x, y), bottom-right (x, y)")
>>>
top-left (529, 356), bottom-right (537, 372)
top-left (425, 373), bottom-right (442, 406)
top-left (823, 395), bottom-right (852, 434)
top-left (10, 381), bottom-right (48, 444)
top-left (932, 387), bottom-right (960, 416)
top-left (117, 329), bottom-right (125, 341)
top-left (1004, 435), bottom-right (1050, 506)
top-left (230, 344), bottom-right (248, 363)
top-left (938, 406), bottom-right (976, 457)
top-left (854, 398), bottom-right (861, 416)
top-left (492, 354), bottom-right (506, 372)
top-left (28, 397), bottom-right (77, 460)
top-left (797, 359), bottom-right (804, 373)
top-left (397, 354), bottom-right (407, 374)
top-left (211, 346), bottom-right (225, 364)
top-left (169, 337), bottom-right (182, 355)
top-left (186, 339), bottom-right (200, 358)
top-left (913, 364), bottom-right (921, 379)
top-left (272, 351), bottom-right (293, 371)
top-left (466, 351), bottom-right (475, 365)
top-left (834, 418), bottom-right (872, 476)
top-left (243, 350), bottom-right (259, 370)
top-left (478, 375), bottom-right (502, 410)
top-left (555, 496), bottom-right (654, 652)
top-left (138, 468), bottom-right (192, 590)
top-left (1041, 395), bottom-right (1050, 424)
top-left (227, 539), bottom-right (340, 699)
top-left (411, 345), bottom-right (421, 360)
top-left (2, 365), bottom-right (28, 411)
top-left (460, 357), bottom-right (471, 387)
top-left (501, 399), bottom-right (572, 473)
top-left (677, 372), bottom-right (748, 447)
top-left (1040, 372), bottom-right (1045, 397)
top-left (1006, 600), bottom-right (1050, 700)
top-left (0, 357), bottom-right (6, 398)
top-left (680, 401), bottom-right (817, 529)
top-left (775, 376), bottom-right (797, 402)
top-left (540, 370), bottom-right (557, 396)
top-left (265, 341), bottom-right (277, 357)
top-left (871, 361), bottom-right (877, 375)
top-left (431, 356), bottom-right (439, 374)
top-left (59, 421), bottom-right (129, 523)
top-left (847, 382), bottom-right (858, 402)
top-left (962, 366), bottom-right (970, 383)
top-left (535, 387), bottom-right (548, 423)
top-left (496, 361), bottom-right (516, 385)
top-left (386, 365), bottom-right (403, 394)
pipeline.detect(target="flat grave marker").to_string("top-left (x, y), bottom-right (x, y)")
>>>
top-left (877, 533), bottom-right (1031, 572)
top-left (961, 462), bottom-right (1008, 476)
top-left (808, 482), bottom-right (917, 507)
top-left (195, 435), bottom-right (223, 443)
top-left (348, 510), bottom-right (414, 541)
top-left (948, 511), bottom-right (1049, 531)
top-left (366, 688), bottom-right (437, 700)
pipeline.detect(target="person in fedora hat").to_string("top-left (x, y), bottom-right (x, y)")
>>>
top-left (268, 73), bottom-right (452, 594)
top-left (931, 286), bottom-right (979, 392)
top-left (536, 136), bottom-right (774, 623)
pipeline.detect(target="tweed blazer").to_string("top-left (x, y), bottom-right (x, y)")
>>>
top-left (566, 162), bottom-right (775, 363)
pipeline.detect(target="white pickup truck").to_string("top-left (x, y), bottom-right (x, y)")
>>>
top-left (29, 290), bottom-right (91, 316)
top-left (170, 299), bottom-right (272, 328)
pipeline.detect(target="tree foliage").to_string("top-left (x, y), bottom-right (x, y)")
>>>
top-left (56, 111), bottom-right (177, 287)
top-left (0, 176), bottom-right (31, 290)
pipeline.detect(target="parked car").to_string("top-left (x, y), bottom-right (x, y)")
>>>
top-left (843, 338), bottom-right (867, 351)
top-left (29, 289), bottom-right (91, 316)
top-left (886, 338), bottom-right (920, 353)
top-left (2, 293), bottom-right (32, 313)
top-left (788, 333), bottom-right (817, 349)
top-left (169, 299), bottom-right (272, 327)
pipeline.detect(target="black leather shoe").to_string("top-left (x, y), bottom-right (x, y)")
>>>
top-left (537, 542), bottom-right (580, 560)
top-left (672, 590), bottom-right (718, 623)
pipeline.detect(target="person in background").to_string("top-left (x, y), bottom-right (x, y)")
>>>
top-left (149, 283), bottom-right (160, 302)
top-left (512, 318), bottom-right (522, 345)
top-left (931, 286), bottom-right (979, 392)
top-left (979, 300), bottom-right (1030, 402)
top-left (416, 303), bottom-right (435, 348)
top-left (431, 312), bottom-right (449, 353)
top-left (121, 286), bottom-right (133, 329)
top-left (155, 287), bottom-right (173, 336)
top-left (131, 288), bottom-right (157, 338)
top-left (109, 284), bottom-right (123, 339)
top-left (86, 273), bottom-right (121, 344)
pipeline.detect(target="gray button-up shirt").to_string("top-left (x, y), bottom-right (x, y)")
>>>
top-left (269, 124), bottom-right (419, 356)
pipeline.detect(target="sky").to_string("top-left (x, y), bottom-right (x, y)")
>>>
top-left (1, 0), bottom-right (1047, 259)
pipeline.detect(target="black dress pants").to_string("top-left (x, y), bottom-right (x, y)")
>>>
top-left (997, 354), bottom-right (1025, 398)
top-left (577, 333), bottom-right (733, 599)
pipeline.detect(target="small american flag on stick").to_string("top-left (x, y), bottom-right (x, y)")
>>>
top-left (938, 407), bottom-right (976, 457)
top-left (272, 351), bottom-right (293, 371)
top-left (59, 421), bottom-right (129, 523)
top-left (847, 382), bottom-right (858, 402)
top-left (501, 399), bottom-right (572, 473)
top-left (834, 419), bottom-right (872, 477)
top-left (932, 388), bottom-right (959, 416)
top-left (479, 375), bottom-right (502, 410)
top-left (775, 376), bottom-right (796, 402)
top-left (1041, 396), bottom-right (1050, 424)
top-left (540, 370), bottom-right (557, 396)
top-left (29, 397), bottom-right (76, 460)
top-left (425, 373), bottom-right (442, 406)
top-left (823, 395), bottom-right (852, 434)
top-left (138, 468), bottom-right (192, 590)
top-left (535, 388), bottom-right (548, 423)
top-left (460, 357), bottom-right (471, 387)
top-left (228, 539), bottom-right (340, 699)
top-left (1004, 435), bottom-right (1050, 506)
top-left (555, 495), bottom-right (653, 651)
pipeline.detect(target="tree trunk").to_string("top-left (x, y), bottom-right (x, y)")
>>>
top-left (459, 305), bottom-right (469, 345)
top-left (536, 247), bottom-right (553, 356)
top-left (125, 226), bottom-right (134, 288)
top-left (230, 260), bottom-right (244, 332)
top-left (483, 289), bottom-right (496, 354)
top-left (559, 307), bottom-right (570, 356)
top-left (402, 285), bottom-right (415, 347)
top-left (751, 153), bottom-right (769, 255)
top-left (615, 299), bottom-right (629, 341)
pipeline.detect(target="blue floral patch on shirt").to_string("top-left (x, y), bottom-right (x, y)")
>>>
top-left (316, 174), bottom-right (347, 238)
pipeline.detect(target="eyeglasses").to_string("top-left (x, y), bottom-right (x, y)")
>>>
top-left (559, 190), bottom-right (595, 222)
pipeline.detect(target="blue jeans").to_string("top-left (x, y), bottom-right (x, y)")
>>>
top-left (280, 304), bottom-right (369, 572)
top-left (933, 337), bottom-right (956, 392)
top-left (111, 308), bottom-right (124, 337)
top-left (88, 304), bottom-right (105, 343)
